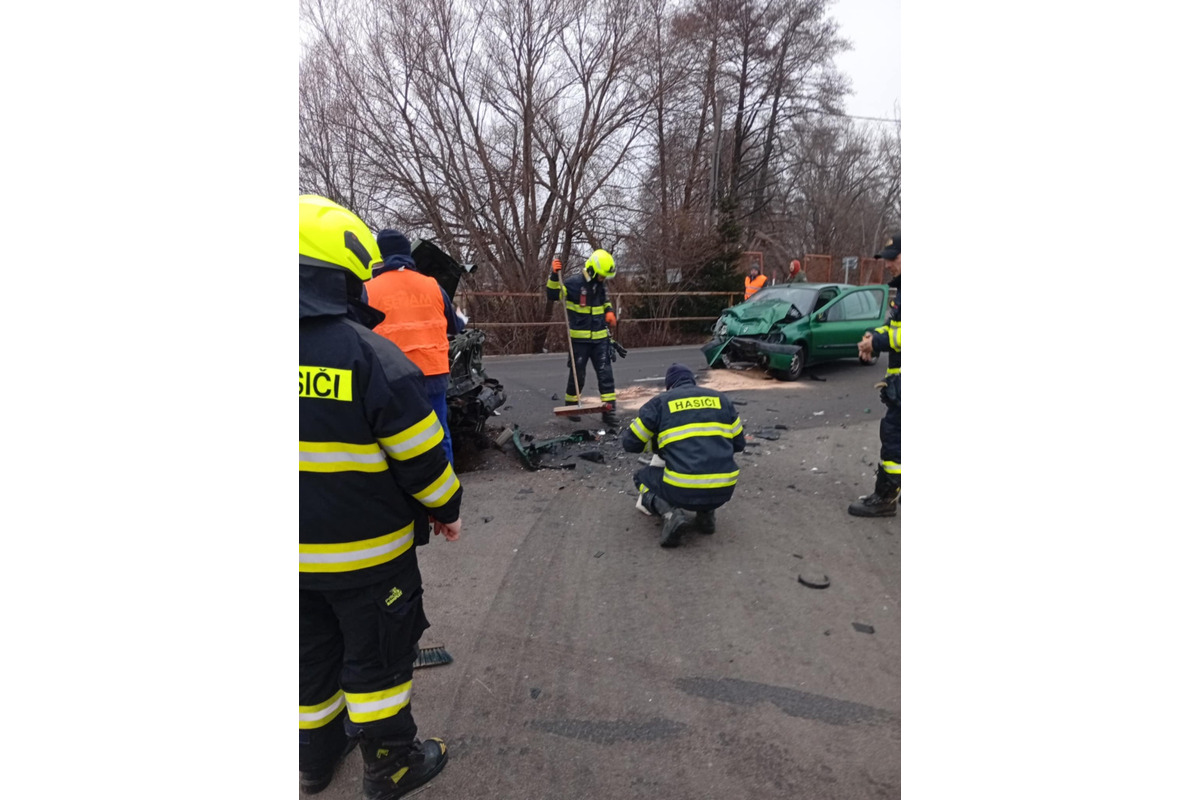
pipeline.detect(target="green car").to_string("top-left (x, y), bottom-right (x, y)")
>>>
top-left (702, 283), bottom-right (891, 380)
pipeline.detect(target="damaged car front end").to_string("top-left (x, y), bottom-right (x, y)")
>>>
top-left (702, 283), bottom-right (889, 381)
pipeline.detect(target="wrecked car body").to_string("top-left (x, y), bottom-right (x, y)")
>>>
top-left (702, 283), bottom-right (889, 381)
top-left (410, 239), bottom-right (506, 447)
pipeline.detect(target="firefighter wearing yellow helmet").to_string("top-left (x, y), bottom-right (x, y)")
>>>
top-left (546, 248), bottom-right (620, 426)
top-left (299, 195), bottom-right (458, 798)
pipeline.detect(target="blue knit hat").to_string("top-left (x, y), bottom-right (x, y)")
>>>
top-left (665, 363), bottom-right (694, 390)
top-left (377, 229), bottom-right (412, 258)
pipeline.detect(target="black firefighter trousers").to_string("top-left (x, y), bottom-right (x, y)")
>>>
top-left (876, 374), bottom-right (901, 492)
top-left (564, 339), bottom-right (615, 405)
top-left (299, 566), bottom-right (429, 774)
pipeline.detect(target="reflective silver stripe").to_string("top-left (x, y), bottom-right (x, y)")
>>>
top-left (415, 464), bottom-right (460, 507)
top-left (345, 683), bottom-right (413, 723)
top-left (657, 422), bottom-right (738, 446)
top-left (630, 418), bottom-right (651, 442)
top-left (379, 412), bottom-right (442, 460)
top-left (299, 693), bottom-right (345, 728)
top-left (300, 530), bottom-right (414, 566)
top-left (299, 449), bottom-right (385, 465)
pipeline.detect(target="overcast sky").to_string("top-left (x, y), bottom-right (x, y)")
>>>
top-left (829, 0), bottom-right (901, 120)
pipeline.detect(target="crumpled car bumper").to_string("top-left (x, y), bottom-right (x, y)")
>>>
top-left (703, 336), bottom-right (801, 370)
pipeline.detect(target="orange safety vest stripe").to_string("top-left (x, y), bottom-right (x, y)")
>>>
top-left (366, 269), bottom-right (450, 377)
top-left (744, 274), bottom-right (767, 299)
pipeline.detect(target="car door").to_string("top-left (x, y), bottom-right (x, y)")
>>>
top-left (809, 287), bottom-right (888, 359)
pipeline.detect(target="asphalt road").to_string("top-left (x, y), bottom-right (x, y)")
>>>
top-left (309, 345), bottom-right (900, 800)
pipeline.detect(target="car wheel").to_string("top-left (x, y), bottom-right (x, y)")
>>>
top-left (770, 345), bottom-right (806, 381)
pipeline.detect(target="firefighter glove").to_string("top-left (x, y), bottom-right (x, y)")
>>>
top-left (605, 311), bottom-right (617, 326)
top-left (552, 258), bottom-right (562, 273)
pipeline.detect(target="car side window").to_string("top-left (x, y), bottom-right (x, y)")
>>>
top-left (824, 298), bottom-right (847, 321)
top-left (837, 290), bottom-right (884, 321)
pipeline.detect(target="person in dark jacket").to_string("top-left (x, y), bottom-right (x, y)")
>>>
top-left (546, 249), bottom-right (619, 427)
top-left (299, 195), bottom-right (461, 799)
top-left (621, 363), bottom-right (745, 547)
top-left (850, 232), bottom-right (901, 517)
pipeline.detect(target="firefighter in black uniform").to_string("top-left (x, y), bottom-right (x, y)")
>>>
top-left (850, 232), bottom-right (901, 517)
top-left (546, 249), bottom-right (620, 427)
top-left (299, 195), bottom-right (461, 798)
top-left (621, 363), bottom-right (746, 547)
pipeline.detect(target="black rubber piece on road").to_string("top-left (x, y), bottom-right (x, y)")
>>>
top-left (797, 571), bottom-right (830, 589)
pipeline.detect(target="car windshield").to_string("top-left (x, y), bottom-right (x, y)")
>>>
top-left (744, 285), bottom-right (820, 314)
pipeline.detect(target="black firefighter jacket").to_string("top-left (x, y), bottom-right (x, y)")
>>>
top-left (545, 271), bottom-right (614, 342)
top-left (300, 265), bottom-right (463, 591)
top-left (621, 378), bottom-right (746, 510)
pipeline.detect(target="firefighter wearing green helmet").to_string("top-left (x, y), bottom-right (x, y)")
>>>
top-left (299, 195), bottom-right (459, 798)
top-left (546, 248), bottom-right (620, 426)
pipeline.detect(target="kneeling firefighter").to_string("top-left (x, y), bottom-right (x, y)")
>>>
top-left (299, 195), bottom-right (462, 798)
top-left (621, 364), bottom-right (746, 547)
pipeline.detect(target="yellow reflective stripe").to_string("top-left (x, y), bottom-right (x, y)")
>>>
top-left (565, 301), bottom-right (606, 315)
top-left (299, 691), bottom-right (345, 730)
top-left (882, 461), bottom-right (901, 474)
top-left (379, 411), bottom-right (444, 460)
top-left (299, 441), bottom-right (387, 473)
top-left (567, 328), bottom-right (610, 339)
top-left (886, 367), bottom-right (901, 375)
top-left (600, 393), bottom-right (616, 402)
top-left (565, 394), bottom-right (579, 402)
top-left (629, 418), bottom-right (651, 443)
top-left (345, 681), bottom-right (412, 724)
top-left (413, 463), bottom-right (460, 508)
top-left (300, 524), bottom-right (414, 573)
top-left (731, 417), bottom-right (743, 437)
top-left (657, 421), bottom-right (740, 447)
top-left (887, 325), bottom-right (901, 351)
top-left (663, 468), bottom-right (739, 489)
top-left (546, 277), bottom-right (561, 289)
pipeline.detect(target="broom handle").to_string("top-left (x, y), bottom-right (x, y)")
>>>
top-left (562, 278), bottom-right (584, 402)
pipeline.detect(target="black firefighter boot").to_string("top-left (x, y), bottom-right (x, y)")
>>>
top-left (848, 467), bottom-right (900, 517)
top-left (659, 505), bottom-right (687, 548)
top-left (361, 737), bottom-right (449, 800)
top-left (695, 510), bottom-right (716, 535)
top-left (299, 724), bottom-right (358, 795)
top-left (601, 403), bottom-right (620, 428)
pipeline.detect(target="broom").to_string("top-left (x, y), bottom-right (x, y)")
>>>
top-left (552, 263), bottom-right (607, 417)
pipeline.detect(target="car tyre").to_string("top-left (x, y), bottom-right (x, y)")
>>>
top-left (770, 344), bottom-right (806, 382)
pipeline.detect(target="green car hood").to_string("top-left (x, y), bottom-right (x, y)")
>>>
top-left (721, 299), bottom-right (802, 336)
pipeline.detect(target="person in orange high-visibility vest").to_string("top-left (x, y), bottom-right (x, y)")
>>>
top-left (744, 265), bottom-right (767, 300)
top-left (366, 230), bottom-right (465, 465)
